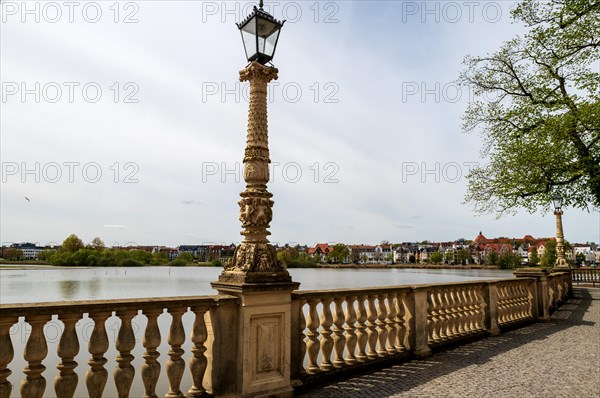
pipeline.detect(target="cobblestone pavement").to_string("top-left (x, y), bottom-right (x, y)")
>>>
top-left (297, 287), bottom-right (600, 398)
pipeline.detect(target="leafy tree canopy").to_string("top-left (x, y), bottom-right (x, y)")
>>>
top-left (62, 234), bottom-right (84, 253)
top-left (461, 0), bottom-right (600, 215)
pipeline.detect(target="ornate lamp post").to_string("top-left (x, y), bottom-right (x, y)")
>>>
top-left (208, 4), bottom-right (298, 396)
top-left (553, 193), bottom-right (570, 269)
top-left (215, 0), bottom-right (292, 285)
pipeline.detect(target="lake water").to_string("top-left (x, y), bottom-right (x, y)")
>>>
top-left (0, 266), bottom-right (515, 304)
top-left (0, 266), bottom-right (514, 398)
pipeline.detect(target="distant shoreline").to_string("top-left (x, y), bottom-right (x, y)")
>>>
top-left (1, 261), bottom-right (501, 271)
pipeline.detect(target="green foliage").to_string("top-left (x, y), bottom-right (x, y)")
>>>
top-left (169, 259), bottom-right (187, 267)
top-left (177, 252), bottom-right (194, 263)
top-left (541, 240), bottom-right (557, 267)
top-left (497, 252), bottom-right (522, 269)
top-left (211, 259), bottom-right (223, 267)
top-left (62, 234), bottom-right (84, 253)
top-left (2, 248), bottom-right (23, 261)
top-left (326, 244), bottom-right (350, 263)
top-left (456, 250), bottom-right (471, 265)
top-left (38, 249), bottom-right (56, 262)
top-left (278, 249), bottom-right (317, 268)
top-left (119, 258), bottom-right (144, 267)
top-left (460, 0), bottom-right (600, 215)
top-left (429, 252), bottom-right (443, 264)
top-left (486, 251), bottom-right (499, 266)
top-left (529, 248), bottom-right (540, 265)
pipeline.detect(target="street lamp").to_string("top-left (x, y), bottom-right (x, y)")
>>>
top-left (237, 0), bottom-right (284, 65)
top-left (214, 0), bottom-right (291, 285)
top-left (553, 193), bottom-right (570, 269)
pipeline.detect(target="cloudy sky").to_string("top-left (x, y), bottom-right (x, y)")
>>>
top-left (1, 0), bottom-right (598, 248)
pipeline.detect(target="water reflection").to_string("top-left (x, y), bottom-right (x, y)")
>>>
top-left (59, 280), bottom-right (80, 300)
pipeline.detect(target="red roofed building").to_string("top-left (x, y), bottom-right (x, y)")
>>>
top-left (307, 243), bottom-right (332, 262)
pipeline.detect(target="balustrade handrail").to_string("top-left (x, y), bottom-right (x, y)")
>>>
top-left (0, 294), bottom-right (238, 318)
top-left (292, 278), bottom-right (524, 299)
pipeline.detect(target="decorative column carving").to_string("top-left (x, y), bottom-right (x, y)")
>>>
top-left (21, 315), bottom-right (51, 398)
top-left (219, 61), bottom-right (291, 284)
top-left (554, 210), bottom-right (570, 268)
top-left (0, 317), bottom-right (16, 398)
top-left (114, 310), bottom-right (136, 398)
top-left (165, 308), bottom-right (186, 398)
top-left (141, 309), bottom-right (161, 398)
top-left (55, 314), bottom-right (80, 398)
top-left (86, 312), bottom-right (110, 398)
top-left (188, 306), bottom-right (209, 398)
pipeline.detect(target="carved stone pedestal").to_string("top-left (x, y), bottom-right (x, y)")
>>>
top-left (211, 282), bottom-right (300, 398)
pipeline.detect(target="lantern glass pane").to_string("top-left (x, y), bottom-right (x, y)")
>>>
top-left (264, 29), bottom-right (279, 57)
top-left (257, 18), bottom-right (279, 38)
top-left (240, 16), bottom-right (257, 60)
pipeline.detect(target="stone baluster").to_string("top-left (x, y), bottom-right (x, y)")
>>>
top-left (319, 297), bottom-right (334, 371)
top-left (298, 298), bottom-right (307, 373)
top-left (385, 292), bottom-right (398, 355)
top-left (86, 312), bottom-right (110, 398)
top-left (497, 285), bottom-right (507, 324)
top-left (459, 288), bottom-right (470, 336)
top-left (165, 308), bottom-right (186, 398)
top-left (376, 293), bottom-right (388, 357)
top-left (448, 289), bottom-right (462, 337)
top-left (0, 317), bottom-right (16, 398)
top-left (343, 296), bottom-right (357, 365)
top-left (366, 294), bottom-right (378, 359)
top-left (471, 288), bottom-right (483, 330)
top-left (437, 290), bottom-right (449, 341)
top-left (55, 314), bottom-right (80, 398)
top-left (466, 289), bottom-right (478, 333)
top-left (114, 310), bottom-right (136, 398)
top-left (188, 306), bottom-right (209, 398)
top-left (426, 291), bottom-right (438, 343)
top-left (476, 287), bottom-right (486, 330)
top-left (305, 298), bottom-right (321, 373)
top-left (141, 309), bottom-right (162, 398)
top-left (331, 297), bottom-right (346, 368)
top-left (20, 315), bottom-right (51, 398)
top-left (355, 295), bottom-right (368, 362)
top-left (395, 292), bottom-right (407, 352)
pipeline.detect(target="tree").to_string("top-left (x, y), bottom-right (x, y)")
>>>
top-left (498, 252), bottom-right (522, 269)
top-left (456, 250), bottom-right (471, 265)
top-left (541, 240), bottom-right (558, 267)
top-left (350, 249), bottom-right (361, 264)
top-left (530, 248), bottom-right (540, 265)
top-left (486, 251), bottom-right (499, 266)
top-left (327, 244), bottom-right (350, 264)
top-left (62, 234), bottom-right (84, 253)
top-left (90, 237), bottom-right (105, 251)
top-left (460, 0), bottom-right (600, 215)
top-left (2, 248), bottom-right (22, 261)
top-left (430, 252), bottom-right (443, 264)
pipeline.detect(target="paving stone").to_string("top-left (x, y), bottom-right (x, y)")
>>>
top-left (298, 287), bottom-right (600, 398)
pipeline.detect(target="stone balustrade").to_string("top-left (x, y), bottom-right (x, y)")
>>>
top-left (572, 268), bottom-right (600, 286)
top-left (0, 295), bottom-right (238, 398)
top-left (291, 276), bottom-right (559, 386)
top-left (1, 272), bottom-right (571, 397)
